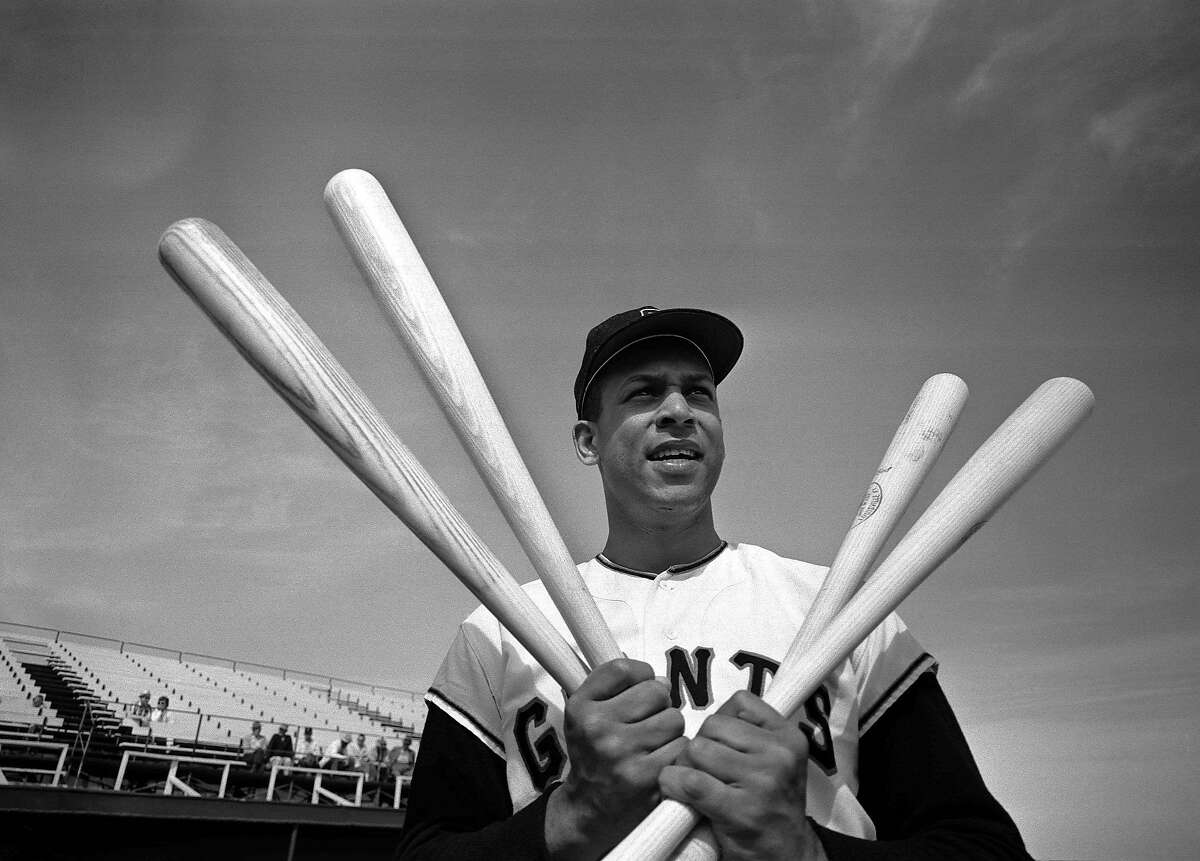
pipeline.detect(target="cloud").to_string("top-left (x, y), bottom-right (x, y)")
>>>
top-left (833, 0), bottom-right (946, 173)
top-left (1089, 84), bottom-right (1200, 180)
top-left (950, 0), bottom-right (1200, 271)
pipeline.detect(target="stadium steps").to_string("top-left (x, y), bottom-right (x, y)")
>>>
top-left (337, 699), bottom-right (412, 733)
top-left (20, 661), bottom-right (118, 734)
top-left (14, 654), bottom-right (129, 774)
top-left (1, 639), bottom-right (58, 723)
top-left (332, 686), bottom-right (425, 737)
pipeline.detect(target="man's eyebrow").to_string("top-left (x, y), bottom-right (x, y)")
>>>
top-left (618, 369), bottom-right (715, 384)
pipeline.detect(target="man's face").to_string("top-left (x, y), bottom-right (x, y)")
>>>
top-left (278, 725), bottom-right (288, 735)
top-left (356, 733), bottom-right (365, 746)
top-left (252, 723), bottom-right (261, 735)
top-left (576, 340), bottom-right (724, 522)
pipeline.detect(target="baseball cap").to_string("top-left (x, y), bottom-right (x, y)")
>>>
top-left (574, 306), bottom-right (743, 418)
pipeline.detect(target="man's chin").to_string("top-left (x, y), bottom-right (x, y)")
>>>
top-left (646, 485), bottom-right (713, 514)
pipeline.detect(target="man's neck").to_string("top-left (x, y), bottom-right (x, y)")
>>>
top-left (600, 506), bottom-right (722, 574)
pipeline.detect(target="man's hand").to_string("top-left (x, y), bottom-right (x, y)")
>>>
top-left (658, 690), bottom-right (828, 861)
top-left (545, 659), bottom-right (687, 860)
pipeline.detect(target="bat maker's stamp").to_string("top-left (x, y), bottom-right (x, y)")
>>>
top-left (854, 481), bottom-right (883, 525)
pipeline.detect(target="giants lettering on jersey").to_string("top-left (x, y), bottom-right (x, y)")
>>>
top-left (514, 698), bottom-right (565, 792)
top-left (514, 645), bottom-right (837, 785)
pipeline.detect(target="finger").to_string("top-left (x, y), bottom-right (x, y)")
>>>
top-left (694, 713), bottom-right (772, 754)
top-left (645, 736), bottom-right (689, 772)
top-left (715, 689), bottom-right (790, 730)
top-left (658, 764), bottom-right (736, 818)
top-left (612, 737), bottom-right (688, 795)
top-left (596, 701), bottom-right (682, 762)
top-left (681, 734), bottom-right (758, 785)
top-left (695, 708), bottom-right (807, 764)
top-left (630, 705), bottom-right (686, 750)
top-left (605, 678), bottom-right (674, 722)
top-left (576, 658), bottom-right (656, 701)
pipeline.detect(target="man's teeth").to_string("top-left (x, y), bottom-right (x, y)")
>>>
top-left (650, 450), bottom-right (699, 461)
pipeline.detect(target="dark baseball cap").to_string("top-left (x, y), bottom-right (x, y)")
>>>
top-left (574, 306), bottom-right (743, 418)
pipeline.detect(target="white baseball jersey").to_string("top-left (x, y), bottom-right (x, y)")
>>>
top-left (427, 542), bottom-right (934, 839)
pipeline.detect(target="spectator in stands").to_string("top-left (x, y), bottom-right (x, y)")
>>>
top-left (387, 734), bottom-right (416, 808)
top-left (295, 727), bottom-right (321, 768)
top-left (131, 690), bottom-right (152, 726)
top-left (267, 723), bottom-right (294, 772)
top-left (240, 720), bottom-right (268, 773)
top-left (149, 696), bottom-right (175, 749)
top-left (149, 696), bottom-right (171, 724)
top-left (349, 732), bottom-right (369, 772)
top-left (366, 735), bottom-right (389, 782)
top-left (321, 732), bottom-right (353, 770)
top-left (386, 734), bottom-right (415, 779)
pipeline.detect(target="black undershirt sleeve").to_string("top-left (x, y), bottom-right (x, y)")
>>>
top-left (395, 703), bottom-right (552, 860)
top-left (813, 671), bottom-right (1033, 860)
top-left (398, 674), bottom-right (1032, 860)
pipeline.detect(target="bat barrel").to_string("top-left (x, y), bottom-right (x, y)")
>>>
top-left (775, 372), bottom-right (968, 672)
top-left (765, 376), bottom-right (1094, 718)
top-left (159, 217), bottom-right (589, 693)
top-left (606, 376), bottom-right (1094, 861)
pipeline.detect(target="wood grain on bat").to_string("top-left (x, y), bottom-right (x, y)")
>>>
top-left (159, 217), bottom-right (587, 693)
top-left (324, 168), bottom-right (621, 671)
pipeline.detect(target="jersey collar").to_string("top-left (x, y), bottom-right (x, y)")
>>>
top-left (594, 541), bottom-right (729, 580)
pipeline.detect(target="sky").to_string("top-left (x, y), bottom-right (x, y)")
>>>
top-left (2, 1), bottom-right (1198, 858)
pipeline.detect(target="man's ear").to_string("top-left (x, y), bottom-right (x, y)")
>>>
top-left (572, 420), bottom-right (600, 465)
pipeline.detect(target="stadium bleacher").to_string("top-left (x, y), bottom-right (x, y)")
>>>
top-left (0, 622), bottom-right (424, 816)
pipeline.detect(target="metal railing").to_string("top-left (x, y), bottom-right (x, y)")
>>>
top-left (0, 737), bottom-right (69, 786)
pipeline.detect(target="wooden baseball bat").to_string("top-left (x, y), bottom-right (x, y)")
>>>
top-left (608, 376), bottom-right (1095, 861)
top-left (662, 373), bottom-right (967, 859)
top-left (323, 168), bottom-right (622, 671)
top-left (158, 217), bottom-right (588, 694)
top-left (639, 373), bottom-right (967, 860)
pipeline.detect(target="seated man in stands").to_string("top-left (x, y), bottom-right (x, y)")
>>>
top-left (367, 735), bottom-right (390, 782)
top-left (321, 732), bottom-right (353, 770)
top-left (267, 723), bottom-right (294, 772)
top-left (386, 734), bottom-right (415, 779)
top-left (130, 690), bottom-right (152, 726)
top-left (349, 732), bottom-right (369, 772)
top-left (387, 734), bottom-right (416, 806)
top-left (295, 727), bottom-right (321, 767)
top-left (240, 720), bottom-right (268, 773)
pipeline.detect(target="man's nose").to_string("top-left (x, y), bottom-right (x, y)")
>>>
top-left (655, 390), bottom-right (694, 425)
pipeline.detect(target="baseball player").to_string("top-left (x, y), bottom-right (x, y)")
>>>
top-left (398, 308), bottom-right (1032, 860)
